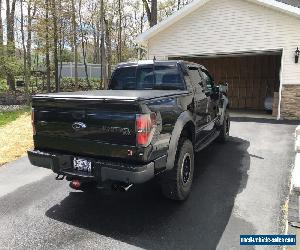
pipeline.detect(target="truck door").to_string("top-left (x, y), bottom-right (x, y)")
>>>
top-left (199, 69), bottom-right (219, 135)
top-left (187, 66), bottom-right (209, 142)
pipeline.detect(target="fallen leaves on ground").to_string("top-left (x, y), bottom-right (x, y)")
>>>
top-left (0, 113), bottom-right (33, 166)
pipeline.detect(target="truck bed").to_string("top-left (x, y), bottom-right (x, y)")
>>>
top-left (31, 89), bottom-right (187, 162)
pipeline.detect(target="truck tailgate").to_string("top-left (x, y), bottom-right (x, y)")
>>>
top-left (32, 97), bottom-right (141, 159)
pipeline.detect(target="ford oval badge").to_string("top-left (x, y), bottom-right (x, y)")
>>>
top-left (72, 122), bottom-right (87, 131)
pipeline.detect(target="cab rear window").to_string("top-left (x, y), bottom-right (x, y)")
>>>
top-left (109, 65), bottom-right (185, 90)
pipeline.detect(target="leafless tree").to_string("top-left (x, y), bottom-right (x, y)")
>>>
top-left (79, 0), bottom-right (90, 87)
top-left (100, 0), bottom-right (107, 89)
top-left (51, 0), bottom-right (59, 92)
top-left (142, 0), bottom-right (157, 27)
top-left (71, 0), bottom-right (78, 88)
top-left (6, 0), bottom-right (18, 90)
top-left (45, 0), bottom-right (51, 92)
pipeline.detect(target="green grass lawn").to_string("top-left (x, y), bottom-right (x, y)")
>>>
top-left (0, 107), bottom-right (31, 127)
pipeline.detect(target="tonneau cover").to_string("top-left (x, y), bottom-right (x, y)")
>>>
top-left (33, 90), bottom-right (189, 101)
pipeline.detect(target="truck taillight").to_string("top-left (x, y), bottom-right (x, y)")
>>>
top-left (136, 113), bottom-right (156, 147)
top-left (31, 108), bottom-right (36, 135)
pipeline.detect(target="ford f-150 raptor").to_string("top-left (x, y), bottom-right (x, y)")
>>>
top-left (28, 60), bottom-right (229, 201)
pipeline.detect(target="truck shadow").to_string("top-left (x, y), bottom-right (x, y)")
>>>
top-left (45, 136), bottom-right (250, 250)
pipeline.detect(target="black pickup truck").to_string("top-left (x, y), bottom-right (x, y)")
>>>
top-left (28, 60), bottom-right (229, 201)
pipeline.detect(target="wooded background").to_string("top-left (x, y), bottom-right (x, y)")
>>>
top-left (0, 0), bottom-right (192, 101)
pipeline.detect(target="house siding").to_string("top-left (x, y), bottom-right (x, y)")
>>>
top-left (148, 0), bottom-right (300, 86)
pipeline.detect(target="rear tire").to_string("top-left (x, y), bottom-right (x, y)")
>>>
top-left (160, 138), bottom-right (194, 201)
top-left (217, 109), bottom-right (230, 142)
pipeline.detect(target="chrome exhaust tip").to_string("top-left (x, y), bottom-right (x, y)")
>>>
top-left (121, 183), bottom-right (133, 192)
top-left (112, 183), bottom-right (133, 192)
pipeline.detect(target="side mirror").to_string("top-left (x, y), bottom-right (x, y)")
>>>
top-left (218, 82), bottom-right (228, 94)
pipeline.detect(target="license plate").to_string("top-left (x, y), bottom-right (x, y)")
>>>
top-left (73, 157), bottom-right (92, 173)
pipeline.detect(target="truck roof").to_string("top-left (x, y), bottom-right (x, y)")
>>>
top-left (115, 60), bottom-right (208, 71)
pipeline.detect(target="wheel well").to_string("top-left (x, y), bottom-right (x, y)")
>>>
top-left (180, 121), bottom-right (195, 145)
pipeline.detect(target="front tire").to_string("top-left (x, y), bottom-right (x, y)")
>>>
top-left (160, 138), bottom-right (194, 201)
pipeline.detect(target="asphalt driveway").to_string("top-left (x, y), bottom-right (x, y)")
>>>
top-left (0, 117), bottom-right (297, 250)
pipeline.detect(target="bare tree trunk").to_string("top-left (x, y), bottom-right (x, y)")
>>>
top-left (82, 38), bottom-right (90, 87)
top-left (117, 0), bottom-right (122, 62)
top-left (20, 0), bottom-right (29, 102)
top-left (100, 0), bottom-right (107, 89)
top-left (150, 0), bottom-right (157, 27)
top-left (45, 0), bottom-right (51, 92)
top-left (104, 18), bottom-right (112, 78)
top-left (26, 0), bottom-right (32, 94)
top-left (90, 2), bottom-right (98, 64)
top-left (58, 46), bottom-right (63, 84)
top-left (92, 19), bottom-right (100, 64)
top-left (142, 0), bottom-right (151, 27)
top-left (79, 0), bottom-right (90, 87)
top-left (58, 35), bottom-right (65, 85)
top-left (6, 0), bottom-right (17, 91)
top-left (71, 0), bottom-right (78, 89)
top-left (142, 0), bottom-right (157, 27)
top-left (97, 21), bottom-right (102, 63)
top-left (58, 0), bottom-right (64, 85)
top-left (0, 0), bottom-right (3, 53)
top-left (51, 0), bottom-right (59, 92)
top-left (140, 3), bottom-right (145, 34)
top-left (25, 0), bottom-right (36, 100)
top-left (35, 46), bottom-right (39, 93)
top-left (92, 28), bottom-right (97, 64)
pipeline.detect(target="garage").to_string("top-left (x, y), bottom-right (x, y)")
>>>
top-left (136, 0), bottom-right (300, 119)
top-left (171, 53), bottom-right (282, 111)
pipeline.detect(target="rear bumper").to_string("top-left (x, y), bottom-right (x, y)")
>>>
top-left (28, 150), bottom-right (157, 184)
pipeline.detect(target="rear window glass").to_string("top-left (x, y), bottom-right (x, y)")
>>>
top-left (109, 65), bottom-right (185, 90)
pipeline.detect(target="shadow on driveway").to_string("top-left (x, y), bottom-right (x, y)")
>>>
top-left (46, 136), bottom-right (250, 250)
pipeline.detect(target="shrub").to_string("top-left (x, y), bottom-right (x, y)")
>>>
top-left (0, 79), bottom-right (8, 92)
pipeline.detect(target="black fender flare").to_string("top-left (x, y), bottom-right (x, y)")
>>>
top-left (165, 111), bottom-right (195, 170)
